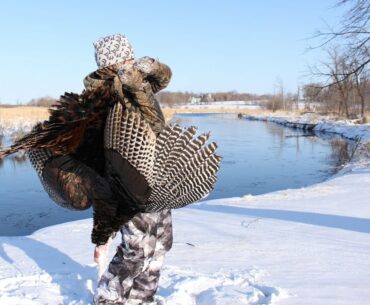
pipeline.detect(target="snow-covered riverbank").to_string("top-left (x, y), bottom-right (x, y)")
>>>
top-left (242, 112), bottom-right (370, 169)
top-left (242, 113), bottom-right (370, 142)
top-left (0, 164), bottom-right (369, 305)
top-left (1, 113), bottom-right (369, 305)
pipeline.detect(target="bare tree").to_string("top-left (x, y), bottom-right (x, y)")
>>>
top-left (314, 0), bottom-right (370, 84)
top-left (303, 83), bottom-right (322, 102)
top-left (351, 58), bottom-right (369, 117)
top-left (309, 48), bottom-right (355, 117)
top-left (28, 96), bottom-right (57, 107)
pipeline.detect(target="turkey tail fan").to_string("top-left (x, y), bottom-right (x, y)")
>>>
top-left (105, 105), bottom-right (221, 212)
top-left (104, 102), bottom-right (157, 179)
top-left (147, 142), bottom-right (221, 212)
top-left (150, 124), bottom-right (184, 184)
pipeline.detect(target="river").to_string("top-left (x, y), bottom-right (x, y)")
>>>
top-left (0, 113), bottom-right (354, 236)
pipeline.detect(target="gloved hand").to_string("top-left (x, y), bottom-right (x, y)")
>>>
top-left (135, 56), bottom-right (158, 75)
top-left (117, 65), bottom-right (144, 92)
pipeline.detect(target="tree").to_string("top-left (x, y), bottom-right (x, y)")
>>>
top-left (28, 96), bottom-right (57, 107)
top-left (303, 83), bottom-right (322, 102)
top-left (314, 0), bottom-right (370, 85)
top-left (310, 48), bottom-right (354, 116)
top-left (352, 60), bottom-right (369, 117)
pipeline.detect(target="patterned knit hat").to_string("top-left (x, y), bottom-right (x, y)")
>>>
top-left (93, 34), bottom-right (134, 68)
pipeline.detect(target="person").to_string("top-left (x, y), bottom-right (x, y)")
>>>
top-left (90, 34), bottom-right (174, 305)
top-left (0, 34), bottom-right (221, 305)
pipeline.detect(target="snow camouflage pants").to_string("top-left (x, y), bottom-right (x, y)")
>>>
top-left (94, 209), bottom-right (173, 305)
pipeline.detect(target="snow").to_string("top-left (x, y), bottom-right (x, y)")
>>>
top-left (243, 113), bottom-right (370, 142)
top-left (1, 114), bottom-right (370, 304)
top-left (0, 119), bottom-right (35, 138)
top-left (1, 163), bottom-right (369, 304)
top-left (163, 101), bottom-right (261, 110)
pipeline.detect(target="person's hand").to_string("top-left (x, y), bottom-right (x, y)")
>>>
top-left (94, 244), bottom-right (107, 264)
top-left (117, 66), bottom-right (144, 91)
top-left (94, 235), bottom-right (115, 279)
top-left (135, 56), bottom-right (158, 75)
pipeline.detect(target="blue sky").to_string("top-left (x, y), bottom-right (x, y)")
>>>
top-left (0, 0), bottom-right (346, 103)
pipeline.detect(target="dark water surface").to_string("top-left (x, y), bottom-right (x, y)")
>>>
top-left (173, 114), bottom-right (354, 200)
top-left (0, 113), bottom-right (354, 236)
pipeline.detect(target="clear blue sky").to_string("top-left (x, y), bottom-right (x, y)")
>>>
top-left (0, 0), bottom-right (346, 104)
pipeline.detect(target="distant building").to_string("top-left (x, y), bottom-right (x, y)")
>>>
top-left (188, 93), bottom-right (214, 104)
top-left (188, 96), bottom-right (202, 104)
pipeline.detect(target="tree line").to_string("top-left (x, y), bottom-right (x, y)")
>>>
top-left (20, 91), bottom-right (265, 108)
top-left (304, 0), bottom-right (370, 119)
top-left (156, 91), bottom-right (261, 106)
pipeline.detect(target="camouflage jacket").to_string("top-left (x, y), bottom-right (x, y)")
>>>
top-left (83, 56), bottom-right (171, 135)
top-left (0, 57), bottom-right (172, 246)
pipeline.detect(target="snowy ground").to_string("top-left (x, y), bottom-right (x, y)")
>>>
top-left (0, 165), bottom-right (369, 305)
top-left (0, 119), bottom-right (36, 138)
top-left (1, 113), bottom-right (370, 304)
top-left (164, 101), bottom-right (261, 110)
top-left (243, 112), bottom-right (370, 142)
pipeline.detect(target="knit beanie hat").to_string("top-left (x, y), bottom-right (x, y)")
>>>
top-left (93, 34), bottom-right (134, 68)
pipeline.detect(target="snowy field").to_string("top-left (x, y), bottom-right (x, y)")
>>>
top-left (1, 114), bottom-right (370, 304)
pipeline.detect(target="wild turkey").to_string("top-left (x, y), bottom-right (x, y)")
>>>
top-left (0, 89), bottom-right (221, 244)
top-left (103, 102), bottom-right (221, 212)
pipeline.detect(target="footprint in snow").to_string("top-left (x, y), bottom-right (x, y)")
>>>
top-left (157, 267), bottom-right (287, 305)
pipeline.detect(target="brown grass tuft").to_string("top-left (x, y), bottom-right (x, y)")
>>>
top-left (0, 106), bottom-right (49, 126)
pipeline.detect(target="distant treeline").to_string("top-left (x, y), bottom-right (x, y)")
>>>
top-left (0, 91), bottom-right (266, 108)
top-left (28, 96), bottom-right (58, 107)
top-left (156, 91), bottom-right (264, 106)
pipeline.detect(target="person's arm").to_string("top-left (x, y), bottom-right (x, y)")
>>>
top-left (117, 66), bottom-right (165, 134)
top-left (135, 56), bottom-right (172, 93)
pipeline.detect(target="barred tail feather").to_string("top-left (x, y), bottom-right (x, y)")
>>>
top-left (151, 125), bottom-right (183, 182)
top-left (147, 153), bottom-right (221, 210)
top-left (105, 107), bottom-right (221, 212)
top-left (104, 104), bottom-right (156, 180)
top-left (163, 142), bottom-right (218, 190)
top-left (147, 130), bottom-right (221, 211)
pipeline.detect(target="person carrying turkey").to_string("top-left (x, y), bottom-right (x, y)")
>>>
top-left (0, 34), bottom-right (221, 304)
top-left (90, 34), bottom-right (180, 305)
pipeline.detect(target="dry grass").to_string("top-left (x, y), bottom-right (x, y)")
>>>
top-left (1, 106), bottom-right (369, 125)
top-left (0, 106), bottom-right (260, 123)
top-left (0, 106), bottom-right (49, 125)
top-left (162, 107), bottom-right (304, 121)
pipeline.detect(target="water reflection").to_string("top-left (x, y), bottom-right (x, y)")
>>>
top-left (263, 123), bottom-right (355, 175)
top-left (0, 138), bottom-right (28, 169)
top-left (0, 137), bottom-right (92, 237)
top-left (173, 113), bottom-right (355, 200)
top-left (327, 139), bottom-right (354, 171)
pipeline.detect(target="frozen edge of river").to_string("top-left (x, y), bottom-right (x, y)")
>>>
top-left (241, 113), bottom-right (370, 142)
top-left (242, 113), bottom-right (370, 171)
